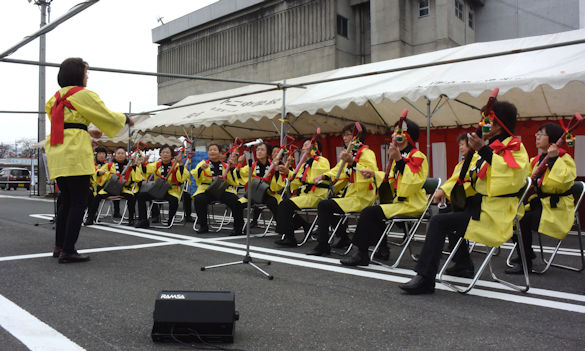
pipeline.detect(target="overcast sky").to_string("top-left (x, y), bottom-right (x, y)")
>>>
top-left (0, 0), bottom-right (219, 145)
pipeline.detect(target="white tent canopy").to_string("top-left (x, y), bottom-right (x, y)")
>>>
top-left (134, 29), bottom-right (585, 140)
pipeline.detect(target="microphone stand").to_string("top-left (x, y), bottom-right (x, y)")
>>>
top-left (200, 149), bottom-right (273, 280)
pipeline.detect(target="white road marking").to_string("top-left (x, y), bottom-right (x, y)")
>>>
top-left (0, 294), bottom-right (85, 351)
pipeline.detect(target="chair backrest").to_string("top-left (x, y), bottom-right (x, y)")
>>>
top-left (571, 181), bottom-right (585, 214)
top-left (516, 177), bottom-right (532, 210)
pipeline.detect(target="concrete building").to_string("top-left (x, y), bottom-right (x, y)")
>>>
top-left (152, 0), bottom-right (582, 106)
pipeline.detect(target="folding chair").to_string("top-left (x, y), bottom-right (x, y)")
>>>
top-left (192, 201), bottom-right (233, 232)
top-left (147, 199), bottom-right (184, 229)
top-left (95, 196), bottom-right (126, 225)
top-left (294, 208), bottom-right (319, 247)
top-left (327, 196), bottom-right (378, 255)
top-left (528, 181), bottom-right (584, 274)
top-left (438, 177), bottom-right (532, 294)
top-left (245, 204), bottom-right (275, 237)
top-left (370, 177), bottom-right (441, 268)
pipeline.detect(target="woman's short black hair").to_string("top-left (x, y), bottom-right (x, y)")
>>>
top-left (539, 123), bottom-right (564, 144)
top-left (259, 142), bottom-right (273, 156)
top-left (94, 146), bottom-right (107, 155)
top-left (482, 101), bottom-right (518, 135)
top-left (115, 146), bottom-right (126, 152)
top-left (341, 122), bottom-right (368, 143)
top-left (57, 57), bottom-right (87, 88)
top-left (160, 144), bottom-right (175, 157)
top-left (456, 133), bottom-right (469, 144)
top-left (394, 118), bottom-right (420, 143)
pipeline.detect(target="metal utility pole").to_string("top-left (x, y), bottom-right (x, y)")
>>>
top-left (36, 0), bottom-right (50, 196)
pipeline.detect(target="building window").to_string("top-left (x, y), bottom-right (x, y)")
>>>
top-left (419, 0), bottom-right (430, 17)
top-left (337, 15), bottom-right (349, 38)
top-left (468, 10), bottom-right (474, 29)
top-left (455, 0), bottom-right (463, 21)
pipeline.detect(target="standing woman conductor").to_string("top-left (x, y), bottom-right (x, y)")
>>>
top-left (46, 57), bottom-right (133, 263)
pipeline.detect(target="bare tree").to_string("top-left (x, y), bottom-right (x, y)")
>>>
top-left (0, 143), bottom-right (11, 158)
top-left (16, 138), bottom-right (37, 158)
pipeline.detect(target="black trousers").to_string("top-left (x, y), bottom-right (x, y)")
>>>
top-left (87, 192), bottom-right (136, 220)
top-left (194, 191), bottom-right (244, 233)
top-left (250, 195), bottom-right (279, 222)
top-left (415, 210), bottom-right (473, 279)
top-left (275, 199), bottom-right (309, 237)
top-left (316, 199), bottom-right (345, 244)
top-left (351, 206), bottom-right (388, 251)
top-left (136, 192), bottom-right (178, 222)
top-left (182, 191), bottom-right (193, 218)
top-left (514, 199), bottom-right (541, 257)
top-left (55, 175), bottom-right (90, 254)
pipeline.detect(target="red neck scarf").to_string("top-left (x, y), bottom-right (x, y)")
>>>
top-left (49, 87), bottom-right (84, 146)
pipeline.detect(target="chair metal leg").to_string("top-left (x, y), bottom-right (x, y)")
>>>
top-left (297, 214), bottom-right (318, 247)
top-left (534, 219), bottom-right (585, 273)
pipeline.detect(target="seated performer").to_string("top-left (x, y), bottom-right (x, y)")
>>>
top-left (340, 118), bottom-right (427, 266)
top-left (191, 143), bottom-right (244, 236)
top-left (274, 138), bottom-right (331, 246)
top-left (308, 122), bottom-right (378, 256)
top-left (400, 101), bottom-right (529, 294)
top-left (134, 144), bottom-right (189, 228)
top-left (505, 122), bottom-right (576, 274)
top-left (432, 133), bottom-right (479, 277)
top-left (85, 146), bottom-right (108, 225)
top-left (86, 146), bottom-right (141, 225)
top-left (234, 142), bottom-right (281, 228)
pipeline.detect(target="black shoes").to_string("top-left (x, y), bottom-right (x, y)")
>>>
top-left (112, 212), bottom-right (122, 219)
top-left (184, 216), bottom-right (195, 223)
top-left (306, 243), bottom-right (330, 256)
top-left (230, 230), bottom-right (242, 236)
top-left (274, 235), bottom-right (298, 247)
top-left (373, 245), bottom-right (390, 261)
top-left (505, 262), bottom-right (533, 275)
top-left (510, 251), bottom-right (536, 264)
top-left (127, 218), bottom-right (135, 226)
top-left (58, 251), bottom-right (90, 264)
top-left (197, 225), bottom-right (209, 234)
top-left (331, 235), bottom-right (352, 249)
top-left (340, 250), bottom-right (370, 266)
top-left (83, 218), bottom-right (94, 226)
top-left (151, 216), bottom-right (161, 223)
top-left (52, 246), bottom-right (62, 258)
top-left (134, 219), bottom-right (150, 229)
top-left (249, 219), bottom-right (258, 229)
top-left (399, 275), bottom-right (435, 295)
top-left (445, 262), bottom-right (475, 278)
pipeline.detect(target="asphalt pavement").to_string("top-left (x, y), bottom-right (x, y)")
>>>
top-left (1, 189), bottom-right (584, 351)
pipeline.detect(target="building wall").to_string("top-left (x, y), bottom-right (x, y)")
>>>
top-left (156, 0), bottom-right (338, 105)
top-left (475, 0), bottom-right (580, 42)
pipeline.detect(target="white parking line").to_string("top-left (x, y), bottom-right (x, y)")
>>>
top-left (0, 294), bottom-right (85, 351)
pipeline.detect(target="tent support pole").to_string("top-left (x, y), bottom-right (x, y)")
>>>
top-left (426, 96), bottom-right (431, 174)
top-left (368, 100), bottom-right (389, 128)
top-left (280, 80), bottom-right (287, 145)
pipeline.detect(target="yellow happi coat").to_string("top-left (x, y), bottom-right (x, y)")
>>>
top-left (236, 160), bottom-right (283, 204)
top-left (99, 161), bottom-right (143, 195)
top-left (325, 145), bottom-right (378, 212)
top-left (191, 160), bottom-right (239, 196)
top-left (375, 147), bottom-right (429, 219)
top-left (45, 87), bottom-right (126, 179)
top-left (277, 155), bottom-right (330, 209)
top-left (528, 153), bottom-right (576, 239)
top-left (440, 153), bottom-right (479, 201)
top-left (90, 161), bottom-right (109, 196)
top-left (465, 136), bottom-right (530, 247)
top-left (144, 161), bottom-right (190, 199)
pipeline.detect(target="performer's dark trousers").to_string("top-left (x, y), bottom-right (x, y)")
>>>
top-left (194, 192), bottom-right (244, 233)
top-left (415, 210), bottom-right (473, 279)
top-left (513, 200), bottom-right (541, 257)
top-left (351, 206), bottom-right (387, 251)
top-left (316, 199), bottom-right (345, 244)
top-left (87, 192), bottom-right (136, 220)
top-left (55, 175), bottom-right (90, 254)
top-left (275, 199), bottom-right (310, 237)
top-left (136, 192), bottom-right (178, 222)
top-left (251, 195), bottom-right (279, 222)
top-left (182, 191), bottom-right (192, 219)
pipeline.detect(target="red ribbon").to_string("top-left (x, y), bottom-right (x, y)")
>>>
top-left (49, 86), bottom-right (84, 146)
top-left (489, 137), bottom-right (522, 169)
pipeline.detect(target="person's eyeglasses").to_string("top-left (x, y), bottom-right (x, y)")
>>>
top-left (534, 132), bottom-right (546, 137)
